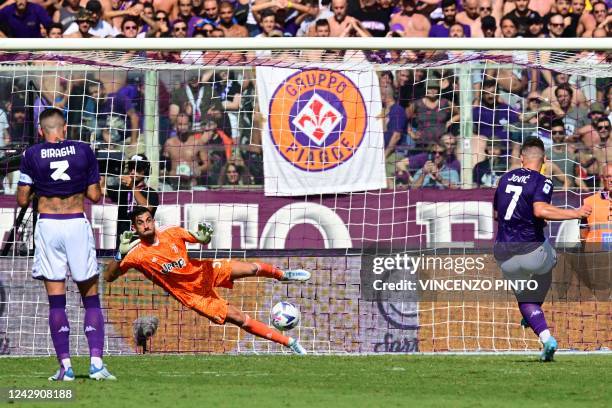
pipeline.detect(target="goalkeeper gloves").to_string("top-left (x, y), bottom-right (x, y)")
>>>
top-left (117, 230), bottom-right (141, 260)
top-left (190, 222), bottom-right (213, 244)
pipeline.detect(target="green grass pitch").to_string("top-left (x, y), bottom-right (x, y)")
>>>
top-left (0, 355), bottom-right (610, 407)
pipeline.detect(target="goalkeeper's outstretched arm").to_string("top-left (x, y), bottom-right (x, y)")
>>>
top-left (104, 259), bottom-right (127, 283)
top-left (105, 230), bottom-right (141, 282)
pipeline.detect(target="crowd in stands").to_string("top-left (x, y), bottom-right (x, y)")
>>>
top-left (0, 0), bottom-right (610, 40)
top-left (0, 0), bottom-right (610, 192)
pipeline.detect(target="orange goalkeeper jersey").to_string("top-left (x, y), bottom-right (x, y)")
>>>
top-left (119, 225), bottom-right (233, 323)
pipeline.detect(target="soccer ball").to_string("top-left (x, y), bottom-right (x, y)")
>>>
top-left (270, 301), bottom-right (300, 331)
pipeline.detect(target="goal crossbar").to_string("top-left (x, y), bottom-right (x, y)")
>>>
top-left (0, 37), bottom-right (610, 51)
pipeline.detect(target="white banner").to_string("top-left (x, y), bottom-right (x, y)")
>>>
top-left (256, 67), bottom-right (386, 196)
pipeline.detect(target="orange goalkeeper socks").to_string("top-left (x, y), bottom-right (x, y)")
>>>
top-left (254, 262), bottom-right (284, 280)
top-left (242, 315), bottom-right (291, 347)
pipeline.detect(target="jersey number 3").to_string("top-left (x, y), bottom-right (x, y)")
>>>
top-left (50, 160), bottom-right (71, 181)
top-left (504, 185), bottom-right (523, 220)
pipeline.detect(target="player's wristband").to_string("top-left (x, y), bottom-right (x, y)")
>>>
top-left (114, 251), bottom-right (122, 262)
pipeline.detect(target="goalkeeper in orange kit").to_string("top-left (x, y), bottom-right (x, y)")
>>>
top-left (104, 206), bottom-right (309, 354)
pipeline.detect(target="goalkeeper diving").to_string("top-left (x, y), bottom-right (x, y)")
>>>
top-left (104, 206), bottom-right (310, 354)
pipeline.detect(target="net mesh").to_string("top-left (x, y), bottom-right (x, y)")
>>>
top-left (0, 48), bottom-right (609, 355)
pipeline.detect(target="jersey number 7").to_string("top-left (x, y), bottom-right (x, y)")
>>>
top-left (504, 185), bottom-right (523, 220)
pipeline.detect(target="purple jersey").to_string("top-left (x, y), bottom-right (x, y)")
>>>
top-left (18, 140), bottom-right (100, 197)
top-left (494, 168), bottom-right (553, 258)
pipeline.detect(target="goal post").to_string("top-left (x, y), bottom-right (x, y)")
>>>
top-left (0, 38), bottom-right (609, 355)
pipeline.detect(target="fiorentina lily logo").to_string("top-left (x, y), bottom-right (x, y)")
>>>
top-left (268, 69), bottom-right (367, 172)
top-left (292, 94), bottom-right (342, 146)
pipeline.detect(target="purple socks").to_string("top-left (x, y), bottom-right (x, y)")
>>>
top-left (48, 294), bottom-right (71, 362)
top-left (519, 302), bottom-right (549, 336)
top-left (48, 293), bottom-right (105, 368)
top-left (82, 294), bottom-right (105, 358)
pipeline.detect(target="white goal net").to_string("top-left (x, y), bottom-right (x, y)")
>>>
top-left (0, 38), bottom-right (609, 355)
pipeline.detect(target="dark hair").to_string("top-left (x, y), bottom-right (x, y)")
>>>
top-left (218, 162), bottom-right (252, 186)
top-left (551, 118), bottom-right (565, 128)
top-left (48, 22), bottom-right (64, 32)
top-left (597, 117), bottom-right (611, 126)
top-left (441, 0), bottom-right (455, 8)
top-left (555, 82), bottom-right (574, 98)
top-left (38, 107), bottom-right (65, 126)
top-left (129, 206), bottom-right (153, 224)
top-left (520, 137), bottom-right (545, 155)
top-left (122, 16), bottom-right (139, 30)
top-left (481, 15), bottom-right (497, 30)
top-left (482, 79), bottom-right (497, 90)
top-left (593, 1), bottom-right (608, 10)
top-left (260, 9), bottom-right (275, 19)
top-left (127, 154), bottom-right (151, 176)
top-left (500, 15), bottom-right (517, 27)
top-left (86, 0), bottom-right (102, 14)
top-left (315, 19), bottom-right (330, 29)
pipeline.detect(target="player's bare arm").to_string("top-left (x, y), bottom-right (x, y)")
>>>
top-left (533, 201), bottom-right (592, 221)
top-left (104, 259), bottom-right (127, 283)
top-left (86, 182), bottom-right (102, 203)
top-left (16, 184), bottom-right (34, 208)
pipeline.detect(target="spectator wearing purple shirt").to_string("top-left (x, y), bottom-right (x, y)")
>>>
top-left (381, 85), bottom-right (407, 157)
top-left (471, 79), bottom-right (520, 165)
top-left (0, 0), bottom-right (52, 38)
top-left (175, 0), bottom-right (200, 37)
top-left (472, 79), bottom-right (520, 140)
top-left (429, 0), bottom-right (471, 38)
top-left (99, 81), bottom-right (141, 145)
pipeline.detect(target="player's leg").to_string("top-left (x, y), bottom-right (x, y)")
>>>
top-left (229, 261), bottom-right (311, 282)
top-left (513, 242), bottom-right (557, 361)
top-left (45, 280), bottom-right (75, 381)
top-left (224, 304), bottom-right (307, 355)
top-left (67, 217), bottom-right (116, 379)
top-left (75, 277), bottom-right (115, 379)
top-left (33, 217), bottom-right (74, 381)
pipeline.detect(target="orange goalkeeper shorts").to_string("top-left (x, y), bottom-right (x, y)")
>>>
top-left (180, 259), bottom-right (234, 325)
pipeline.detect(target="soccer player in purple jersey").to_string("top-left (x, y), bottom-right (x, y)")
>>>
top-left (494, 137), bottom-right (592, 361)
top-left (16, 108), bottom-right (116, 381)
